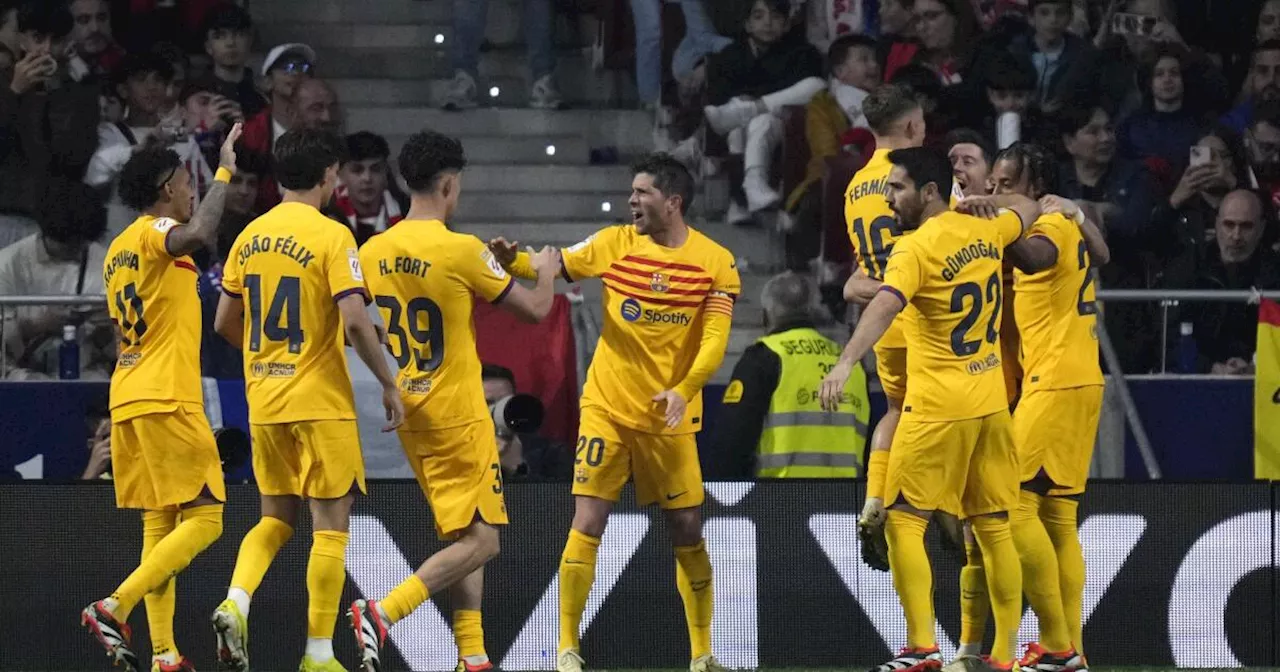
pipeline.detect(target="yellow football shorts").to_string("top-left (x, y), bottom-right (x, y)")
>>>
top-left (111, 402), bottom-right (226, 510)
top-left (874, 343), bottom-right (908, 405)
top-left (573, 404), bottom-right (705, 509)
top-left (885, 410), bottom-right (1018, 518)
top-left (1013, 385), bottom-right (1104, 496)
top-left (251, 419), bottom-right (366, 499)
top-left (398, 418), bottom-right (508, 540)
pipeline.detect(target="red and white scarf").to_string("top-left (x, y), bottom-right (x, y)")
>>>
top-left (331, 185), bottom-right (404, 236)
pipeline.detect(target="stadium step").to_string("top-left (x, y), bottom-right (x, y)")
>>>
top-left (455, 192), bottom-right (628, 223)
top-left (325, 56), bottom-right (626, 106)
top-left (342, 108), bottom-right (652, 147)
top-left (251, 0), bottom-right (475, 24)
top-left (382, 133), bottom-right (590, 166)
top-left (456, 164), bottom-right (632, 193)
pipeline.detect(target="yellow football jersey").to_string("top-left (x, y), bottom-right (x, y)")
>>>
top-left (846, 148), bottom-right (910, 349)
top-left (564, 225), bottom-right (741, 435)
top-left (359, 219), bottom-right (515, 431)
top-left (882, 210), bottom-right (1024, 421)
top-left (221, 202), bottom-right (365, 424)
top-left (1012, 213), bottom-right (1103, 391)
top-left (104, 215), bottom-right (204, 420)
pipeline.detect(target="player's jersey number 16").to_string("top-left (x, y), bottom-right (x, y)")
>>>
top-left (851, 215), bottom-right (895, 279)
top-left (374, 295), bottom-right (444, 372)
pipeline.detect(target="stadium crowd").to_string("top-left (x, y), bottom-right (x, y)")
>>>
top-left (0, 0), bottom-right (1275, 385)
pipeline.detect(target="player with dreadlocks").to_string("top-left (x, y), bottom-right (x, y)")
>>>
top-left (955, 141), bottom-right (1110, 671)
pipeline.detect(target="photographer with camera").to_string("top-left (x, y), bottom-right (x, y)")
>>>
top-left (483, 364), bottom-right (569, 483)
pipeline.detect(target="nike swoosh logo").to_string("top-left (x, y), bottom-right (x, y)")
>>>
top-left (666, 491), bottom-right (687, 500)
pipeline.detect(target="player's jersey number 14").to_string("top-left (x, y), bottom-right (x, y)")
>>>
top-left (244, 274), bottom-right (305, 354)
top-left (374, 295), bottom-right (444, 372)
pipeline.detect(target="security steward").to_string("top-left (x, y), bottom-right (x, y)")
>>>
top-left (711, 272), bottom-right (869, 479)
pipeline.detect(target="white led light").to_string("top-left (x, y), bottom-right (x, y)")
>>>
top-left (434, 33), bottom-right (445, 44)
top-left (489, 86), bottom-right (500, 98)
top-left (601, 202), bottom-right (611, 212)
top-left (545, 145), bottom-right (556, 156)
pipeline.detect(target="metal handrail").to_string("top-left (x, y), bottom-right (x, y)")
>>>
top-left (1097, 289), bottom-right (1279, 302)
top-left (0, 295), bottom-right (107, 306)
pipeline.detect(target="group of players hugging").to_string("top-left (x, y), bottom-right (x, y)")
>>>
top-left (78, 82), bottom-right (1100, 672)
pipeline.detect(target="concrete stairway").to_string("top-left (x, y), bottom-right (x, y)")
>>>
top-left (250, 0), bottom-right (790, 380)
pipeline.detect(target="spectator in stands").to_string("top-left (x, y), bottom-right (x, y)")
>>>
top-left (883, 0), bottom-right (980, 86)
top-left (1245, 102), bottom-right (1280, 207)
top-left (198, 207), bottom-right (250, 379)
top-left (0, 178), bottom-right (110, 380)
top-left (237, 44), bottom-right (318, 212)
top-left (291, 77), bottom-right (340, 134)
top-left (326, 131), bottom-right (408, 246)
top-left (226, 149), bottom-right (265, 217)
top-left (631, 0), bottom-right (731, 111)
top-left (704, 0), bottom-right (824, 215)
top-left (781, 34), bottom-right (880, 269)
top-left (875, 0), bottom-right (917, 68)
top-left (66, 0), bottom-right (120, 78)
top-left (1008, 0), bottom-right (1094, 114)
top-left (1221, 40), bottom-right (1280, 133)
top-left (1151, 126), bottom-right (1246, 280)
top-left (972, 50), bottom-right (1047, 150)
top-left (1117, 45), bottom-right (1205, 169)
top-left (152, 41), bottom-right (189, 118)
top-left (946, 127), bottom-right (995, 198)
top-left (442, 0), bottom-right (562, 110)
top-left (86, 53), bottom-right (216, 237)
top-left (82, 402), bottom-right (110, 480)
top-left (179, 78), bottom-right (245, 173)
top-left (483, 364), bottom-right (569, 482)
top-left (1260, 0), bottom-right (1280, 44)
top-left (1171, 189), bottom-right (1280, 374)
top-left (0, 2), bottom-right (17, 61)
top-left (197, 2), bottom-right (264, 117)
top-left (889, 61), bottom-right (953, 144)
top-left (0, 2), bottom-right (99, 250)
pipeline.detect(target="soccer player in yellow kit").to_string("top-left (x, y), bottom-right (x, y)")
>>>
top-left (491, 154), bottom-right (739, 672)
top-left (82, 125), bottom-right (242, 672)
top-left (347, 131), bottom-right (562, 672)
top-left (990, 143), bottom-right (1109, 669)
top-left (840, 84), bottom-right (926, 544)
top-left (211, 129), bottom-right (405, 672)
top-left (820, 147), bottom-right (1038, 672)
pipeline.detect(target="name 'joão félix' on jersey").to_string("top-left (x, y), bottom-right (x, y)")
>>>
top-left (620, 297), bottom-right (691, 326)
top-left (236, 234), bottom-right (317, 268)
top-left (940, 239), bottom-right (1000, 281)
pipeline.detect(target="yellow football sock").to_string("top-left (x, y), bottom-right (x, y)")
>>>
top-left (674, 539), bottom-right (714, 659)
top-left (866, 450), bottom-right (889, 500)
top-left (971, 515), bottom-right (1022, 666)
top-left (453, 609), bottom-right (487, 659)
top-left (558, 529), bottom-right (600, 653)
top-left (306, 530), bottom-right (350, 639)
top-left (1012, 490), bottom-right (1071, 652)
top-left (885, 510), bottom-right (935, 650)
top-left (382, 574), bottom-right (430, 624)
top-left (141, 509), bottom-right (179, 658)
top-left (111, 504), bottom-right (222, 621)
top-left (230, 516), bottom-right (294, 596)
top-left (959, 541), bottom-right (989, 651)
top-left (1042, 496), bottom-right (1085, 654)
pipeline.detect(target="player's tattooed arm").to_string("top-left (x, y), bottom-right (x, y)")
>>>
top-left (165, 123), bottom-right (242, 258)
top-left (843, 268), bottom-right (881, 305)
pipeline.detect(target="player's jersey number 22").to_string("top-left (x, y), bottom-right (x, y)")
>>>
top-left (374, 295), bottom-right (444, 372)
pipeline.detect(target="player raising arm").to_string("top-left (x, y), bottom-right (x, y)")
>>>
top-left (346, 130), bottom-right (561, 672)
top-left (211, 129), bottom-right (403, 672)
top-left (820, 147), bottom-right (1043, 672)
top-left (81, 124), bottom-right (242, 672)
top-left (491, 153), bottom-right (739, 672)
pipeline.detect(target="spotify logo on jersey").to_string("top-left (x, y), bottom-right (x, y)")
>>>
top-left (620, 298), bottom-right (643, 322)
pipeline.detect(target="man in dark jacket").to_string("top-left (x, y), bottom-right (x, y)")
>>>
top-left (0, 2), bottom-right (98, 249)
top-left (1007, 0), bottom-right (1096, 113)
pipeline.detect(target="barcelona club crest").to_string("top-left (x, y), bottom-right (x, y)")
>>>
top-left (650, 272), bottom-right (670, 293)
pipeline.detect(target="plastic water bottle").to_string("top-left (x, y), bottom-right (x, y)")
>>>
top-left (1176, 321), bottom-right (1197, 374)
top-left (59, 324), bottom-right (79, 380)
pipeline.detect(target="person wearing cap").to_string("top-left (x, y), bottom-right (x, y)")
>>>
top-left (236, 42), bottom-right (317, 213)
top-left (197, 2), bottom-right (265, 117)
